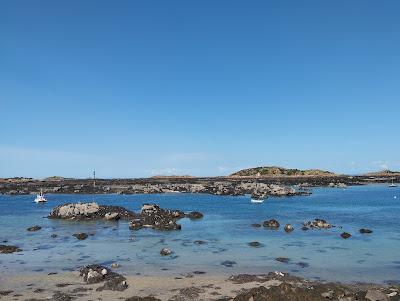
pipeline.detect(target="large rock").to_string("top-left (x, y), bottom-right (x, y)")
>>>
top-left (129, 204), bottom-right (185, 230)
top-left (365, 289), bottom-right (388, 301)
top-left (48, 202), bottom-right (135, 220)
top-left (303, 218), bottom-right (332, 229)
top-left (79, 265), bottom-right (128, 291)
top-left (233, 283), bottom-right (326, 301)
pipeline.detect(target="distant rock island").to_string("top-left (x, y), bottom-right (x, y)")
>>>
top-left (230, 166), bottom-right (336, 177)
top-left (364, 169), bottom-right (400, 176)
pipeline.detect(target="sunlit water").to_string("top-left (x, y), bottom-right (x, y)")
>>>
top-left (0, 185), bottom-right (399, 283)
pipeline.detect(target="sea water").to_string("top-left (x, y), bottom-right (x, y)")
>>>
top-left (0, 185), bottom-right (399, 283)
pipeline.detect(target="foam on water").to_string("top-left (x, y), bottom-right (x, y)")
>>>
top-left (0, 185), bottom-right (399, 283)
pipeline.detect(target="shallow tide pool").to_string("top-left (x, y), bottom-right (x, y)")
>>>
top-left (0, 185), bottom-right (399, 283)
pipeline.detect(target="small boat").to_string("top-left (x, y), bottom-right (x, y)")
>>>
top-left (389, 179), bottom-right (398, 188)
top-left (34, 189), bottom-right (47, 203)
top-left (251, 177), bottom-right (265, 203)
top-left (251, 197), bottom-right (264, 203)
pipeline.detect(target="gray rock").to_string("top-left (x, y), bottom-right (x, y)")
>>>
top-left (365, 290), bottom-right (388, 301)
top-left (160, 248), bottom-right (172, 256)
top-left (284, 224), bottom-right (294, 233)
top-left (104, 212), bottom-right (120, 220)
top-left (48, 202), bottom-right (135, 220)
top-left (304, 218), bottom-right (332, 229)
top-left (79, 264), bottom-right (128, 291)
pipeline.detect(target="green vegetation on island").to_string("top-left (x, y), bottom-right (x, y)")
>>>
top-left (230, 166), bottom-right (336, 177)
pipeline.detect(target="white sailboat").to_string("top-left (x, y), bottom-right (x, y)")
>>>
top-left (34, 189), bottom-right (47, 203)
top-left (389, 179), bottom-right (398, 188)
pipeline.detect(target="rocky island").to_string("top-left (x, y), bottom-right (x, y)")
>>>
top-left (1, 167), bottom-right (398, 198)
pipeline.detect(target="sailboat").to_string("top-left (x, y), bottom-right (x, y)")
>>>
top-left (389, 179), bottom-right (398, 188)
top-left (34, 189), bottom-right (47, 203)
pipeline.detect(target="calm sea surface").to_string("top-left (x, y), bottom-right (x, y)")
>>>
top-left (0, 185), bottom-right (399, 283)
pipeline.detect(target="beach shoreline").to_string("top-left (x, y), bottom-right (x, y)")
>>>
top-left (1, 269), bottom-right (398, 301)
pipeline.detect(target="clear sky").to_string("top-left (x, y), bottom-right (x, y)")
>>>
top-left (1, 0), bottom-right (400, 178)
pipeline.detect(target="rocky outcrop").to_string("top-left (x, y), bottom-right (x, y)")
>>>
top-left (0, 245), bottom-right (22, 254)
top-left (263, 219), bottom-right (280, 229)
top-left (79, 265), bottom-right (127, 291)
top-left (303, 218), bottom-right (333, 229)
top-left (48, 202), bottom-right (135, 220)
top-left (129, 204), bottom-right (201, 231)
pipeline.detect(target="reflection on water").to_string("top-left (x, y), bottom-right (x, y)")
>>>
top-left (0, 185), bottom-right (399, 283)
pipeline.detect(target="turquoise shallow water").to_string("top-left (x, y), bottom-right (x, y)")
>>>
top-left (0, 185), bottom-right (399, 283)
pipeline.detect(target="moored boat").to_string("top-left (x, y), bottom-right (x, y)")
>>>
top-left (34, 189), bottom-right (46, 203)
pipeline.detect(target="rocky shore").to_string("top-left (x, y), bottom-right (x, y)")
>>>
top-left (0, 268), bottom-right (398, 301)
top-left (1, 173), bottom-right (397, 197)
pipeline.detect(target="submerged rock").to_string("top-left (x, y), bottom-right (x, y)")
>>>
top-left (276, 257), bottom-right (290, 264)
top-left (186, 211), bottom-right (203, 219)
top-left (73, 233), bottom-right (89, 240)
top-left (263, 219), bottom-right (280, 229)
top-left (248, 241), bottom-right (261, 247)
top-left (251, 223), bottom-right (262, 228)
top-left (341, 232), bottom-right (352, 239)
top-left (221, 260), bottom-right (237, 267)
top-left (79, 264), bottom-right (128, 291)
top-left (48, 202), bottom-right (135, 220)
top-left (27, 225), bottom-right (41, 232)
top-left (0, 245), bottom-right (22, 254)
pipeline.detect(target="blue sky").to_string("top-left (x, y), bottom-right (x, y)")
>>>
top-left (1, 0), bottom-right (400, 178)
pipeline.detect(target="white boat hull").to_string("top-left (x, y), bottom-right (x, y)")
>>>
top-left (251, 199), bottom-right (264, 203)
top-left (34, 196), bottom-right (46, 203)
